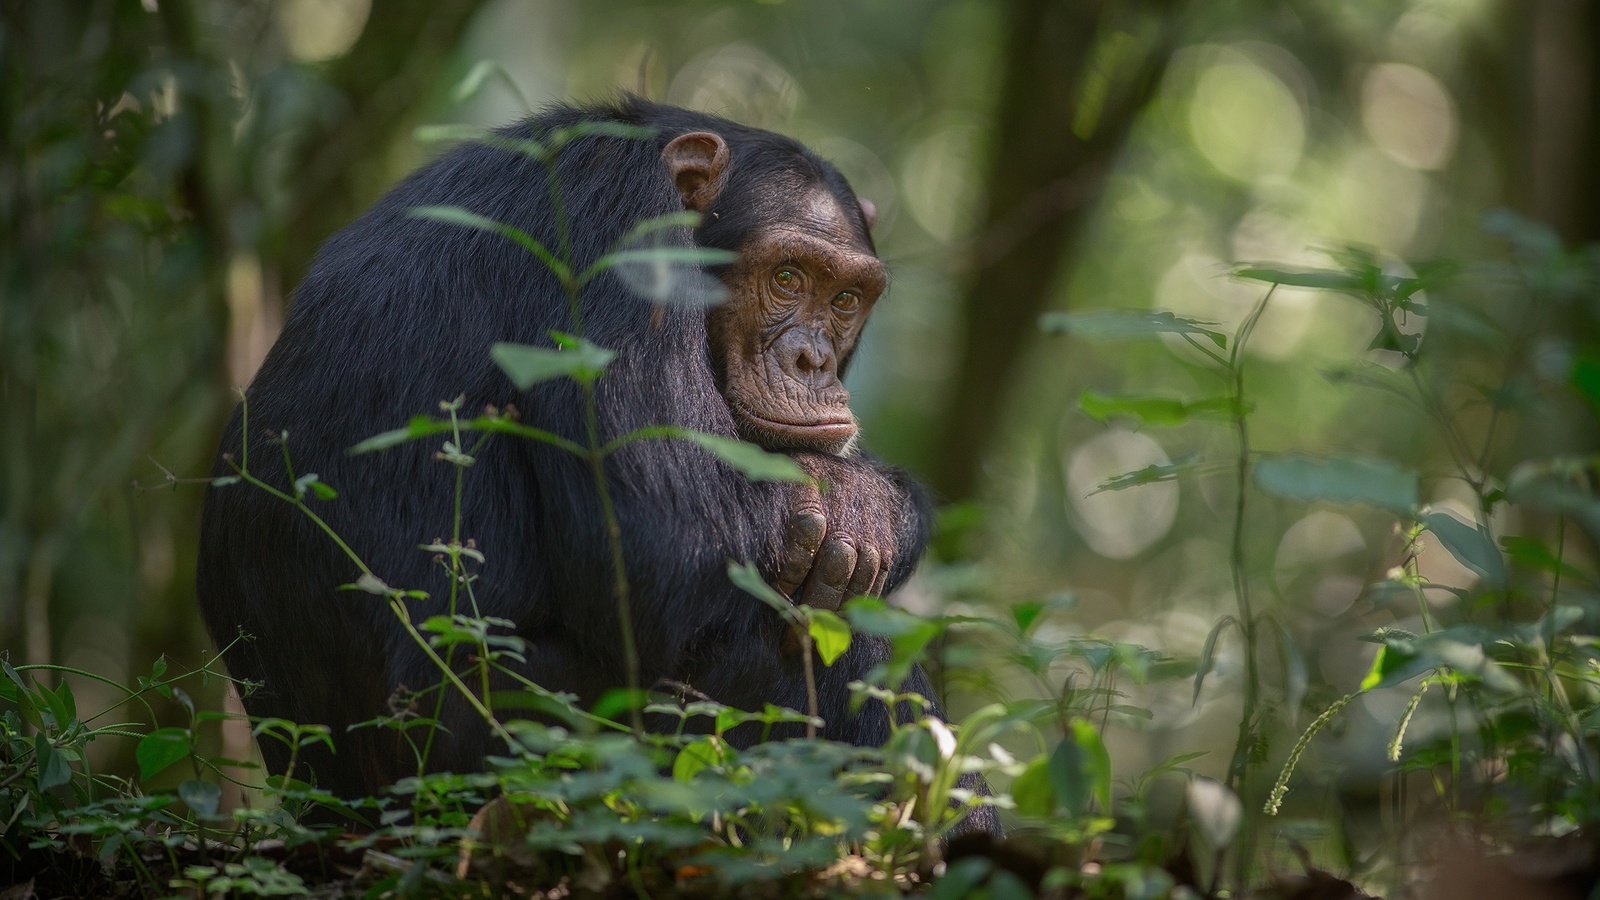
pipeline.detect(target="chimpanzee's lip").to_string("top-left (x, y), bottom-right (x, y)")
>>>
top-left (741, 409), bottom-right (856, 444)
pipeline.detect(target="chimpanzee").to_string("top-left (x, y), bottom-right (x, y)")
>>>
top-left (197, 97), bottom-right (998, 834)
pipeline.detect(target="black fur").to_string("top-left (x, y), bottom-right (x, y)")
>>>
top-left (197, 97), bottom-right (998, 835)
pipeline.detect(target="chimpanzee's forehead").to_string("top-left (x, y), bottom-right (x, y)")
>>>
top-left (780, 188), bottom-right (873, 254)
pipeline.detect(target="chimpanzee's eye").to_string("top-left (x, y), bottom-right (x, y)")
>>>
top-left (831, 291), bottom-right (861, 312)
top-left (773, 268), bottom-right (800, 290)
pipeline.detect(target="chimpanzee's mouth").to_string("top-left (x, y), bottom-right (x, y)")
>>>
top-left (738, 408), bottom-right (857, 451)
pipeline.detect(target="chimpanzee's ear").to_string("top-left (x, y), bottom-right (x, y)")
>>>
top-left (661, 131), bottom-right (729, 212)
top-left (858, 197), bottom-right (878, 230)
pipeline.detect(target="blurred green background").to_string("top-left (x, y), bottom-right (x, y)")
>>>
top-left (3, 0), bottom-right (1596, 800)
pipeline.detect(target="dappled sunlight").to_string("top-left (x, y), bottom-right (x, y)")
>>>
top-left (1361, 62), bottom-right (1459, 171)
top-left (1064, 429), bottom-right (1179, 559)
top-left (1275, 511), bottom-right (1368, 618)
top-left (1155, 250), bottom-right (1315, 360)
top-left (1184, 45), bottom-right (1307, 183)
top-left (277, 0), bottom-right (371, 63)
top-left (898, 113), bottom-right (985, 244)
top-left (668, 43), bottom-right (802, 128)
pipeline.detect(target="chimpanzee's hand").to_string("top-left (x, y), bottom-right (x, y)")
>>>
top-left (771, 453), bottom-right (906, 611)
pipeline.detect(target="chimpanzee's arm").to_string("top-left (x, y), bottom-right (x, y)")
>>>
top-left (772, 450), bottom-right (932, 610)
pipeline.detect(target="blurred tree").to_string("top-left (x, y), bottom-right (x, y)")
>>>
top-left (929, 0), bottom-right (1181, 502)
top-left (0, 0), bottom-right (482, 686)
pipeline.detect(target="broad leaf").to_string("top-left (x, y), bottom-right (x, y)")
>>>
top-left (1079, 390), bottom-right (1235, 427)
top-left (1049, 720), bottom-right (1112, 817)
top-left (727, 561), bottom-right (793, 615)
top-left (1011, 755), bottom-right (1054, 818)
top-left (1421, 509), bottom-right (1506, 589)
top-left (1233, 265), bottom-right (1366, 291)
top-left (136, 727), bottom-right (191, 782)
top-left (491, 340), bottom-right (616, 389)
top-left (672, 736), bottom-right (723, 782)
top-left (179, 779), bottom-right (222, 818)
top-left (654, 428), bottom-right (809, 483)
top-left (807, 609), bottom-right (852, 666)
top-left (1040, 310), bottom-right (1226, 348)
top-left (582, 245), bottom-right (739, 285)
top-left (34, 734), bottom-right (72, 791)
top-left (1254, 453), bottom-right (1418, 514)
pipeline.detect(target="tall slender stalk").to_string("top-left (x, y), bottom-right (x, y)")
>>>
top-left (537, 145), bottom-right (643, 733)
top-left (1221, 285), bottom-right (1274, 891)
top-left (1223, 284), bottom-right (1275, 793)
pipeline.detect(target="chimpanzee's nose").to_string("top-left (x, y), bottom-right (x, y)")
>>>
top-left (779, 329), bottom-right (837, 383)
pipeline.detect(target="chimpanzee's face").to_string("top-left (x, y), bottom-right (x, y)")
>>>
top-left (707, 190), bottom-right (885, 455)
top-left (661, 130), bottom-right (885, 456)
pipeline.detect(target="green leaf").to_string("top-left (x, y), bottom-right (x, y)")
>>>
top-left (409, 206), bottom-right (569, 282)
top-left (136, 727), bottom-right (191, 782)
top-left (1572, 354), bottom-right (1600, 414)
top-left (451, 60), bottom-right (500, 103)
top-left (292, 473), bottom-right (336, 501)
top-left (650, 428), bottom-right (810, 483)
top-left (349, 413), bottom-right (584, 456)
top-left (844, 596), bottom-right (944, 685)
top-left (491, 339), bottom-right (616, 389)
top-left (672, 736), bottom-right (722, 782)
top-left (616, 210), bottom-right (703, 245)
top-left (179, 780), bottom-right (222, 818)
top-left (1421, 510), bottom-right (1506, 589)
top-left (1254, 453), bottom-right (1419, 514)
top-left (1010, 755), bottom-right (1054, 818)
top-left (580, 246), bottom-right (739, 285)
top-left (1506, 458), bottom-right (1600, 522)
top-left (1362, 631), bottom-right (1522, 693)
top-left (413, 123), bottom-right (490, 146)
top-left (1011, 601), bottom-right (1045, 634)
top-left (449, 60), bottom-right (533, 111)
top-left (40, 679), bottom-right (76, 730)
top-left (727, 561), bottom-right (795, 617)
top-left (1501, 535), bottom-right (1587, 582)
top-left (1040, 310), bottom-right (1226, 348)
top-left (1191, 615), bottom-right (1238, 706)
top-left (1090, 458), bottom-right (1202, 494)
top-left (544, 120), bottom-right (657, 152)
top-left (591, 688), bottom-right (650, 722)
top-left (1079, 390), bottom-right (1235, 427)
top-left (1049, 720), bottom-right (1112, 817)
top-left (1233, 265), bottom-right (1366, 291)
top-left (34, 734), bottom-right (72, 791)
top-left (807, 609), bottom-right (852, 666)
top-left (348, 416), bottom-right (439, 454)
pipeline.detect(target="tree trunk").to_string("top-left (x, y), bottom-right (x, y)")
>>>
top-left (928, 0), bottom-right (1179, 502)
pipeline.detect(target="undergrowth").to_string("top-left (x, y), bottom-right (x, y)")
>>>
top-left (5, 106), bottom-right (1600, 899)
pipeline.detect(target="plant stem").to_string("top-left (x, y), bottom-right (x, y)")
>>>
top-left (800, 629), bottom-right (819, 739)
top-left (1223, 286), bottom-right (1274, 793)
top-left (584, 382), bottom-right (643, 734)
top-left (1223, 286), bottom-right (1273, 892)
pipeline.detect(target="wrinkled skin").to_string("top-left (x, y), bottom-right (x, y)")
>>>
top-left (664, 132), bottom-right (897, 612)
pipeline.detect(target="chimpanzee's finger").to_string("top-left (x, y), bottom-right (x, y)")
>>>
top-left (774, 509), bottom-right (827, 598)
top-left (870, 564), bottom-right (890, 599)
top-left (799, 534), bottom-right (856, 611)
top-left (846, 544), bottom-right (880, 600)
